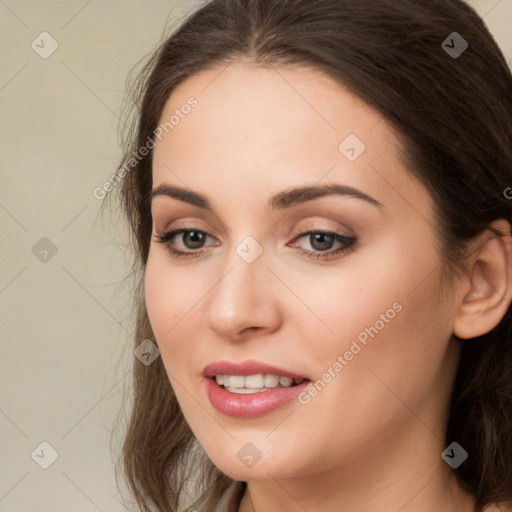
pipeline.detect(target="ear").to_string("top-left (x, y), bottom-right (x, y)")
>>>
top-left (453, 218), bottom-right (512, 339)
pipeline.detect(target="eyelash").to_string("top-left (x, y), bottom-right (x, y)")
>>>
top-left (153, 228), bottom-right (356, 261)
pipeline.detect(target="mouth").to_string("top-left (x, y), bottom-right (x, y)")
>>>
top-left (203, 361), bottom-right (311, 417)
top-left (214, 373), bottom-right (307, 394)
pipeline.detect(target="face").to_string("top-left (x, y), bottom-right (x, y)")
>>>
top-left (145, 60), bottom-right (462, 482)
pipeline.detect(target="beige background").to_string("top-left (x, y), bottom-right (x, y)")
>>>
top-left (0, 1), bottom-right (511, 511)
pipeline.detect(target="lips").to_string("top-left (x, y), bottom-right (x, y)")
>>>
top-left (202, 360), bottom-right (311, 418)
top-left (202, 360), bottom-right (309, 380)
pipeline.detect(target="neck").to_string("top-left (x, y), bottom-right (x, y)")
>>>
top-left (237, 424), bottom-right (475, 512)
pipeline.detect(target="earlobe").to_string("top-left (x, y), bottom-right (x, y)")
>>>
top-left (453, 219), bottom-right (512, 340)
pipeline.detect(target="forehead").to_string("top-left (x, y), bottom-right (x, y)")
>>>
top-left (151, 60), bottom-right (433, 221)
top-left (157, 60), bottom-right (385, 146)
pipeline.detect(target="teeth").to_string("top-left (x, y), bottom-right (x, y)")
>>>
top-left (227, 375), bottom-right (245, 389)
top-left (244, 374), bottom-right (264, 388)
top-left (215, 373), bottom-right (305, 391)
top-left (264, 374), bottom-right (279, 387)
top-left (278, 376), bottom-right (293, 387)
top-left (225, 387), bottom-right (272, 394)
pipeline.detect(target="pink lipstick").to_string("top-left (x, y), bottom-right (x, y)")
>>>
top-left (203, 360), bottom-right (310, 418)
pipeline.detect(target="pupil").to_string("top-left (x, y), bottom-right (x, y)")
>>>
top-left (311, 233), bottom-right (333, 251)
top-left (185, 231), bottom-right (204, 249)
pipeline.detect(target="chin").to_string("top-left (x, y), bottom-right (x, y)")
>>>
top-left (200, 438), bottom-right (312, 482)
top-left (212, 457), bottom-right (293, 481)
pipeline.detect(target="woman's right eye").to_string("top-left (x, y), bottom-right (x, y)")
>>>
top-left (153, 229), bottom-right (214, 258)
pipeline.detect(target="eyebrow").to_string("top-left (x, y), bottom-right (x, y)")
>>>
top-left (150, 182), bottom-right (383, 210)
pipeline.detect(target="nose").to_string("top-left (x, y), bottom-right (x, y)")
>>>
top-left (205, 246), bottom-right (282, 342)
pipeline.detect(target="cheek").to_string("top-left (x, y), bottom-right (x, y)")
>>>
top-left (144, 254), bottom-right (211, 428)
top-left (288, 242), bottom-right (434, 368)
top-left (305, 260), bottom-right (452, 436)
top-left (145, 252), bottom-right (197, 341)
top-left (294, 242), bottom-right (452, 421)
top-left (144, 253), bottom-right (199, 375)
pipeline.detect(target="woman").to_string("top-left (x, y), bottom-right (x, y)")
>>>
top-left (109, 0), bottom-right (512, 510)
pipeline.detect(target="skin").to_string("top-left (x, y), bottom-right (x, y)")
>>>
top-left (144, 60), bottom-right (512, 512)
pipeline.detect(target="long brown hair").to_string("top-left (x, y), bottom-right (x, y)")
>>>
top-left (106, 0), bottom-right (512, 510)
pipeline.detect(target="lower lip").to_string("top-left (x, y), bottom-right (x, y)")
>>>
top-left (205, 378), bottom-right (310, 418)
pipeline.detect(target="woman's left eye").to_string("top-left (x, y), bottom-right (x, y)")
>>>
top-left (289, 230), bottom-right (356, 260)
top-left (153, 228), bottom-right (356, 261)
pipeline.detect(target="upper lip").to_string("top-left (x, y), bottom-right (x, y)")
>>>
top-left (202, 360), bottom-right (310, 380)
